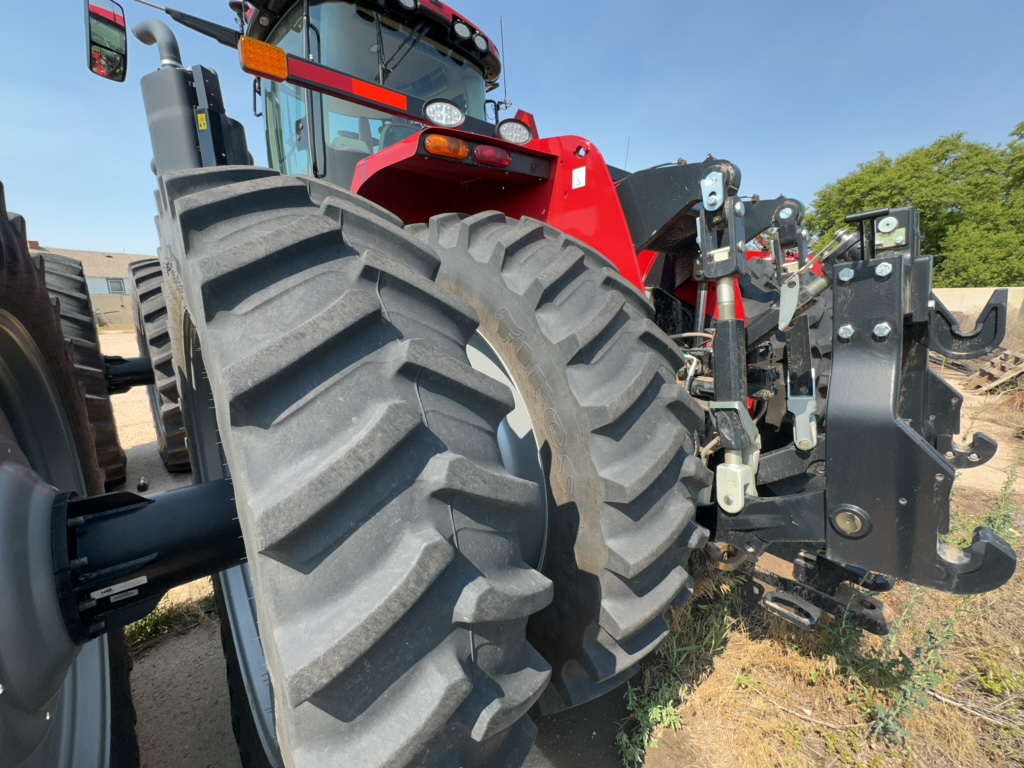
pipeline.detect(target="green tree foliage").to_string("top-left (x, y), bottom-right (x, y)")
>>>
top-left (805, 126), bottom-right (1024, 287)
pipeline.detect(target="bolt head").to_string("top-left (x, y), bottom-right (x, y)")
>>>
top-left (895, 236), bottom-right (906, 246)
top-left (838, 324), bottom-right (855, 340)
top-left (875, 262), bottom-right (893, 278)
top-left (797, 439), bottom-right (812, 450)
top-left (834, 510), bottom-right (864, 535)
top-left (873, 322), bottom-right (893, 340)
top-left (969, 453), bottom-right (980, 462)
top-left (734, 201), bottom-right (746, 216)
top-left (838, 267), bottom-right (855, 283)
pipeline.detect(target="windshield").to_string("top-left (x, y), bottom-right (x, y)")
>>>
top-left (265, 0), bottom-right (488, 187)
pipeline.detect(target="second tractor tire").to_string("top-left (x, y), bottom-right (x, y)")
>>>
top-left (128, 259), bottom-right (190, 472)
top-left (418, 213), bottom-right (712, 713)
top-left (40, 252), bottom-right (128, 489)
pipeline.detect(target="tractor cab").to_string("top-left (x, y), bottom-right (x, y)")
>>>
top-left (247, 0), bottom-right (504, 188)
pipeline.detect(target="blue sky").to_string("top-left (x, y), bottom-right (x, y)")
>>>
top-left (2, 0), bottom-right (1022, 255)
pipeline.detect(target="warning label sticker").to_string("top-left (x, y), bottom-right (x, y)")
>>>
top-left (90, 576), bottom-right (148, 601)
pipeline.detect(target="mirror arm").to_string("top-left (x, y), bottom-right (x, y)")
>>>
top-left (163, 8), bottom-right (241, 49)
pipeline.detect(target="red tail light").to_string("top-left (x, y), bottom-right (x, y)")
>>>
top-left (473, 145), bottom-right (512, 168)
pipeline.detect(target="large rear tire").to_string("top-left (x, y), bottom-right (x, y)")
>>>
top-left (39, 252), bottom-right (128, 489)
top-left (157, 167), bottom-right (552, 767)
top-left (128, 259), bottom-right (191, 472)
top-left (0, 182), bottom-right (138, 767)
top-left (417, 213), bottom-right (712, 712)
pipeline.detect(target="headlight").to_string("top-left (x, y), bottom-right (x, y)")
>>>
top-left (453, 21), bottom-right (472, 40)
top-left (497, 119), bottom-right (532, 146)
top-left (424, 99), bottom-right (466, 128)
top-left (395, 0), bottom-right (417, 9)
top-left (472, 33), bottom-right (489, 53)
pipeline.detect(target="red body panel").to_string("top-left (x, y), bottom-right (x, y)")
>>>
top-left (352, 132), bottom-right (646, 289)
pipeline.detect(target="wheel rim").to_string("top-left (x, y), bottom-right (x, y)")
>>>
top-left (179, 318), bottom-right (283, 767)
top-left (466, 333), bottom-right (550, 570)
top-left (0, 310), bottom-right (112, 768)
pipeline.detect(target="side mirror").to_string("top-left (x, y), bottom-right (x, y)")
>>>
top-left (85, 1), bottom-right (128, 82)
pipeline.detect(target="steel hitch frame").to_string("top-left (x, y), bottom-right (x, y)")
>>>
top-left (699, 496), bottom-right (895, 636)
top-left (53, 478), bottom-right (243, 643)
top-left (824, 207), bottom-right (1015, 594)
top-left (104, 355), bottom-right (156, 394)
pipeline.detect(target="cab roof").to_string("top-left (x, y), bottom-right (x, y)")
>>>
top-left (245, 0), bottom-right (501, 84)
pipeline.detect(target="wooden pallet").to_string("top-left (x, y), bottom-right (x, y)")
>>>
top-left (962, 348), bottom-right (1024, 394)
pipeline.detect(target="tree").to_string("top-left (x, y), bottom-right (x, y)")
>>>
top-left (805, 126), bottom-right (1024, 288)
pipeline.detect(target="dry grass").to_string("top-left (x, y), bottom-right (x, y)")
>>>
top-left (634, 387), bottom-right (1024, 768)
top-left (125, 578), bottom-right (217, 656)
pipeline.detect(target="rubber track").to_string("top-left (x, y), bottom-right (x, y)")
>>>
top-left (418, 213), bottom-right (713, 712)
top-left (39, 252), bottom-right (127, 489)
top-left (156, 166), bottom-right (552, 768)
top-left (129, 259), bottom-right (190, 472)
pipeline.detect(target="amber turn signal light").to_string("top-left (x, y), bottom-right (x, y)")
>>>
top-left (424, 134), bottom-right (470, 160)
top-left (239, 37), bottom-right (288, 83)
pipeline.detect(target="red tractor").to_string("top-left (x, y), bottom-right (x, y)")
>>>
top-left (0, 1), bottom-right (1014, 767)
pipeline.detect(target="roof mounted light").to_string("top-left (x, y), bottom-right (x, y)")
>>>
top-left (424, 99), bottom-right (466, 128)
top-left (497, 119), bottom-right (533, 146)
top-left (394, 0), bottom-right (418, 10)
top-left (452, 21), bottom-right (472, 41)
top-left (472, 33), bottom-right (489, 53)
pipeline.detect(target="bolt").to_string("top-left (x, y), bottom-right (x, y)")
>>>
top-left (875, 262), bottom-right (893, 278)
top-left (797, 439), bottom-right (812, 450)
top-left (899, 498), bottom-right (908, 506)
top-left (838, 324), bottom-right (855, 340)
top-left (873, 322), bottom-right (892, 340)
top-left (838, 267), bottom-right (855, 283)
top-left (707, 192), bottom-right (719, 205)
top-left (734, 201), bottom-right (745, 216)
top-left (936, 473), bottom-right (946, 482)
top-left (969, 453), bottom-right (980, 462)
top-left (137, 476), bottom-right (149, 493)
top-left (778, 207), bottom-right (793, 220)
top-left (944, 451), bottom-right (956, 460)
top-left (834, 510), bottom-right (864, 536)
top-left (895, 236), bottom-right (906, 245)
top-left (800, 227), bottom-right (810, 240)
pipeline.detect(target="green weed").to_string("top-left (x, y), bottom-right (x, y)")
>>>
top-left (124, 592), bottom-right (216, 653)
top-left (616, 576), bottom-right (743, 766)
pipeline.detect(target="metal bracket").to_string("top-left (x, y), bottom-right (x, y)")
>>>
top-left (929, 289), bottom-right (1007, 360)
top-left (788, 393), bottom-right (818, 452)
top-left (701, 171), bottom-right (725, 212)
top-left (825, 207), bottom-right (1016, 595)
top-left (778, 273), bottom-right (801, 332)
top-left (710, 400), bottom-right (761, 514)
